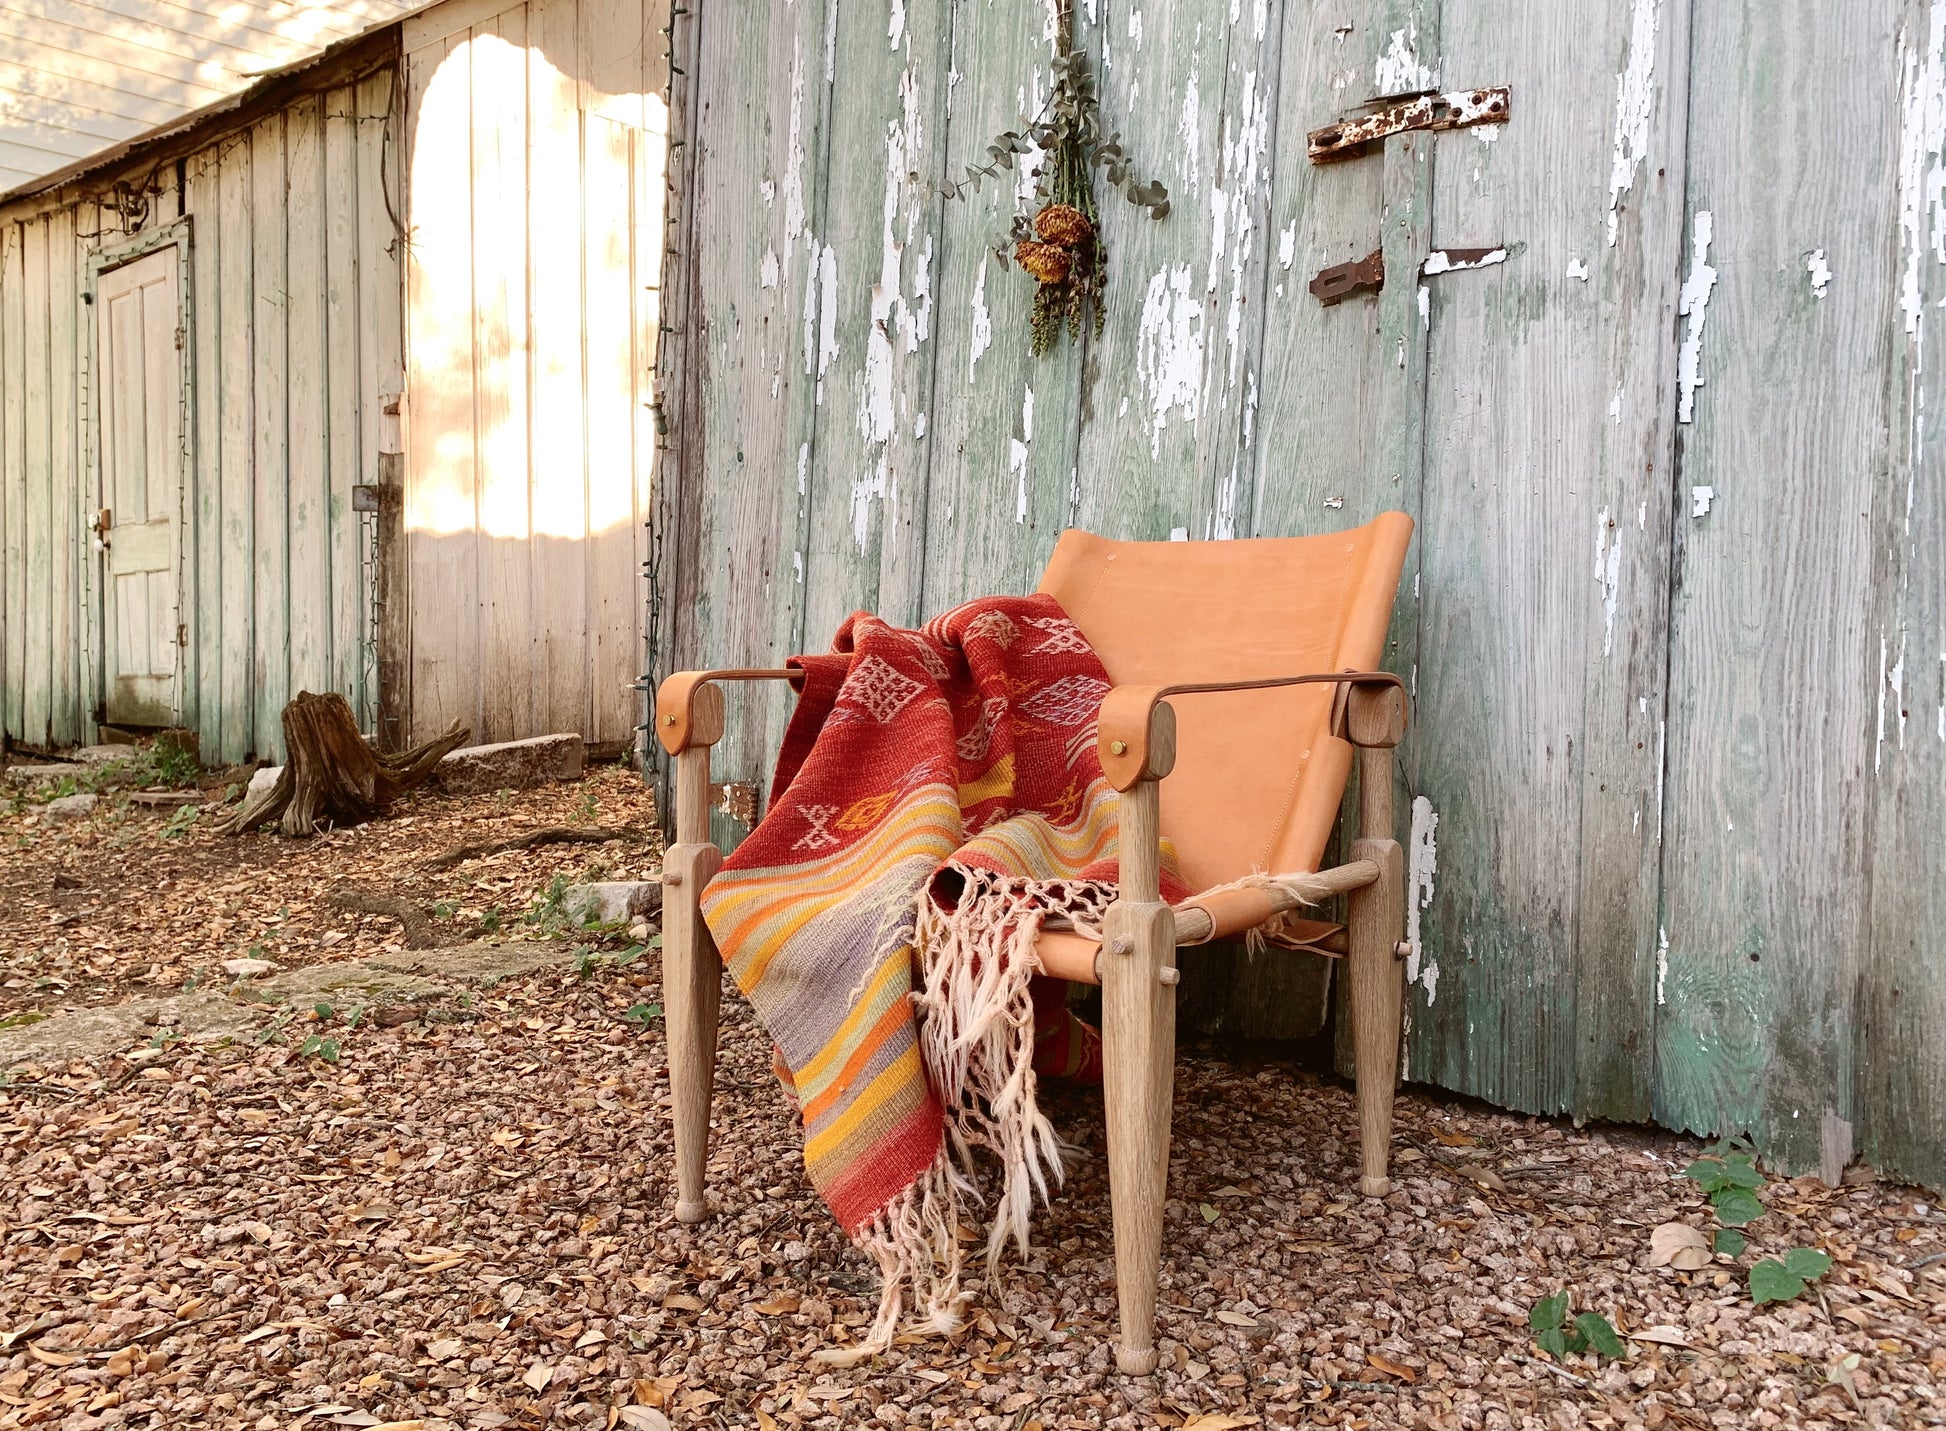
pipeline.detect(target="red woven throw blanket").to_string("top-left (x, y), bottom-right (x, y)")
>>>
top-left (700, 596), bottom-right (1184, 1361)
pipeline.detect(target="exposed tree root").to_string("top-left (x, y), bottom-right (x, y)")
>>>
top-left (325, 889), bottom-right (443, 949)
top-left (422, 825), bottom-right (641, 870)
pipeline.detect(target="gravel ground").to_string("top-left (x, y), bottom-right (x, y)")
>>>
top-left (2, 771), bottom-right (1942, 1430)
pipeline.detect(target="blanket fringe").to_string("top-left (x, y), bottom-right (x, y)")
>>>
top-left (830, 867), bottom-right (1107, 1359)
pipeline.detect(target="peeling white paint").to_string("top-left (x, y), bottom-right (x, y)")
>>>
top-left (1806, 249), bottom-right (1832, 298)
top-left (1168, 527), bottom-right (1189, 541)
top-left (796, 443), bottom-right (808, 497)
top-left (1136, 264), bottom-right (1205, 459)
top-left (1637, 500), bottom-right (1646, 529)
top-left (1595, 508), bottom-right (1622, 657)
top-left (782, 36), bottom-right (807, 265)
top-left (1277, 221), bottom-right (1296, 270)
top-left (888, 0), bottom-right (905, 50)
top-left (914, 412), bottom-right (927, 440)
top-left (1938, 652), bottom-right (1945, 741)
top-left (859, 71), bottom-right (924, 447)
top-left (1374, 27), bottom-right (1438, 95)
top-left (850, 460), bottom-right (887, 550)
top-left (1610, 386), bottom-right (1624, 425)
top-left (1177, 76), bottom-right (1203, 197)
top-left (1010, 440), bottom-right (1030, 522)
top-left (1566, 257), bottom-right (1590, 281)
top-left (1676, 210), bottom-right (1717, 423)
top-left (1417, 284), bottom-right (1429, 330)
top-left (1898, 3), bottom-right (1946, 337)
top-left (1654, 719), bottom-right (1665, 845)
top-left (1656, 926), bottom-right (1669, 1005)
top-left (1213, 461), bottom-right (1239, 540)
top-left (1878, 635), bottom-right (1909, 771)
top-left (1607, 0), bottom-right (1658, 247)
top-left (1475, 125), bottom-right (1499, 146)
top-left (1422, 247), bottom-right (1506, 275)
top-left (1128, 9), bottom-right (1143, 51)
top-left (816, 245), bottom-right (839, 397)
top-left (1690, 485), bottom-right (1714, 517)
top-left (1406, 796), bottom-right (1439, 994)
top-left (793, 551), bottom-right (804, 584)
top-left (1209, 68), bottom-right (1270, 393)
top-left (1323, 496), bottom-right (1344, 510)
top-left (969, 259), bottom-right (993, 383)
top-left (906, 237), bottom-right (933, 350)
top-left (1241, 369), bottom-right (1258, 451)
top-left (760, 248), bottom-right (780, 289)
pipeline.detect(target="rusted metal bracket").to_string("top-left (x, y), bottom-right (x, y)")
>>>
top-left (1309, 87), bottom-right (1511, 163)
top-left (1309, 249), bottom-right (1384, 305)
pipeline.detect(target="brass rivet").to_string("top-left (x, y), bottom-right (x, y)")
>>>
top-left (1109, 739), bottom-right (1127, 755)
top-left (664, 713), bottom-right (677, 725)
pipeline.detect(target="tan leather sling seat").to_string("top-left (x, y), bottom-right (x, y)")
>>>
top-left (1030, 513), bottom-right (1415, 981)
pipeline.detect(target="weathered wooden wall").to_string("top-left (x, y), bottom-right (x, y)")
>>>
top-left (656, 0), bottom-right (1946, 1190)
top-left (0, 57), bottom-right (402, 763)
top-left (398, 0), bottom-right (668, 751)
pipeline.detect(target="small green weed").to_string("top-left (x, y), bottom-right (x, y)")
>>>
top-left (160, 805), bottom-right (200, 839)
top-left (1750, 1247), bottom-right (1832, 1305)
top-left (622, 1002), bottom-right (663, 1029)
top-left (1685, 1141), bottom-right (1766, 1227)
top-left (299, 1033), bottom-right (341, 1063)
top-left (1528, 1291), bottom-right (1624, 1361)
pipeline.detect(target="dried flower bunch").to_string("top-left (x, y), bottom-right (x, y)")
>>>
top-left (938, 3), bottom-right (1169, 355)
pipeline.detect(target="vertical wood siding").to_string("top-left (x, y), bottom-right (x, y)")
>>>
top-left (0, 65), bottom-right (403, 763)
top-left (399, 0), bottom-right (666, 751)
top-left (658, 0), bottom-right (1946, 1189)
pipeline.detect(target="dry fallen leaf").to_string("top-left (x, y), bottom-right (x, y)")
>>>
top-left (1182, 1415), bottom-right (1260, 1430)
top-left (1368, 1352), bottom-right (1418, 1383)
top-left (662, 1292), bottom-right (706, 1313)
top-left (522, 1362), bottom-right (553, 1392)
top-left (27, 1344), bottom-right (80, 1368)
top-left (616, 1409), bottom-right (673, 1431)
top-left (1626, 1325), bottom-right (1691, 1347)
top-left (1214, 1310), bottom-right (1259, 1328)
top-left (1456, 1163), bottom-right (1508, 1192)
top-left (754, 1294), bottom-right (800, 1315)
top-left (1649, 1222), bottom-right (1712, 1271)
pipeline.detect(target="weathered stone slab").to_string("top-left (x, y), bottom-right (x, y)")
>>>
top-left (561, 880), bottom-right (663, 927)
top-left (43, 793), bottom-right (98, 819)
top-left (246, 765), bottom-right (283, 799)
top-left (431, 734), bottom-right (585, 796)
top-left (127, 790), bottom-right (203, 809)
top-left (4, 764), bottom-right (76, 783)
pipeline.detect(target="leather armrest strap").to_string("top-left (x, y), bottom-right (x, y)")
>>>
top-left (655, 669), bottom-right (803, 755)
top-left (1097, 670), bottom-right (1407, 792)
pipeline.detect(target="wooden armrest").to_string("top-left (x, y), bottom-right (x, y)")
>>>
top-left (1096, 670), bottom-right (1407, 792)
top-left (654, 668), bottom-right (803, 755)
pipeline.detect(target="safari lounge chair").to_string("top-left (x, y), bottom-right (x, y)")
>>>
top-left (653, 511), bottom-right (1415, 1375)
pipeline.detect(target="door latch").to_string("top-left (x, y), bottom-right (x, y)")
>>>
top-left (1309, 250), bottom-right (1384, 305)
top-left (90, 508), bottom-right (112, 552)
top-left (1309, 87), bottom-right (1511, 163)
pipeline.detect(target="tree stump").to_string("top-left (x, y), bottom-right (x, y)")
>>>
top-left (218, 692), bottom-right (469, 837)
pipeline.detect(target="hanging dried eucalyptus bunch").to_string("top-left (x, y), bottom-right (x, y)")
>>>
top-left (938, 1), bottom-right (1170, 355)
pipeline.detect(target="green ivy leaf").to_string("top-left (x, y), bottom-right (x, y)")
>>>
top-left (1713, 1227), bottom-right (1747, 1256)
top-left (1719, 1153), bottom-right (1764, 1189)
top-left (1529, 1291), bottom-right (1569, 1332)
top-left (1684, 1157), bottom-right (1730, 1193)
top-left (1575, 1313), bottom-right (1625, 1359)
top-left (1712, 1186), bottom-right (1766, 1226)
top-left (1534, 1326), bottom-right (1570, 1359)
top-left (1782, 1246), bottom-right (1832, 1283)
top-left (1749, 1258), bottom-right (1804, 1305)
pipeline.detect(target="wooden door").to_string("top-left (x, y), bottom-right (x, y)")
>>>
top-left (96, 247), bottom-right (183, 727)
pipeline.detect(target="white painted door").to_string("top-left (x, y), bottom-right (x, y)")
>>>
top-left (96, 248), bottom-right (183, 727)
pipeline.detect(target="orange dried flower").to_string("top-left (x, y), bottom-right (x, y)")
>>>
top-left (1034, 203), bottom-right (1094, 247)
top-left (1015, 239), bottom-right (1073, 284)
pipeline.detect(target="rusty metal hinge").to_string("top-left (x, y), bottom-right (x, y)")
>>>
top-left (1309, 87), bottom-right (1511, 163)
top-left (1309, 250), bottom-right (1384, 306)
top-left (176, 623), bottom-right (189, 648)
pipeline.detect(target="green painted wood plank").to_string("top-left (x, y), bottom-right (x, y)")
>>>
top-left (286, 96), bottom-right (334, 707)
top-left (324, 82), bottom-right (364, 723)
top-left (1657, 1), bottom-right (1897, 1169)
top-left (1568, 0), bottom-right (1693, 1126)
top-left (250, 112), bottom-right (291, 759)
top-left (1861, 0), bottom-right (1946, 1194)
top-left (672, 0), bottom-right (835, 807)
top-left (1069, 2), bottom-right (1244, 543)
top-left (917, 1), bottom-right (1082, 613)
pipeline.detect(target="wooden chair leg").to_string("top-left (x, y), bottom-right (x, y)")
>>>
top-left (1346, 835), bottom-right (1405, 1197)
top-left (1100, 897), bottom-right (1177, 1376)
top-left (662, 840), bottom-right (723, 1223)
